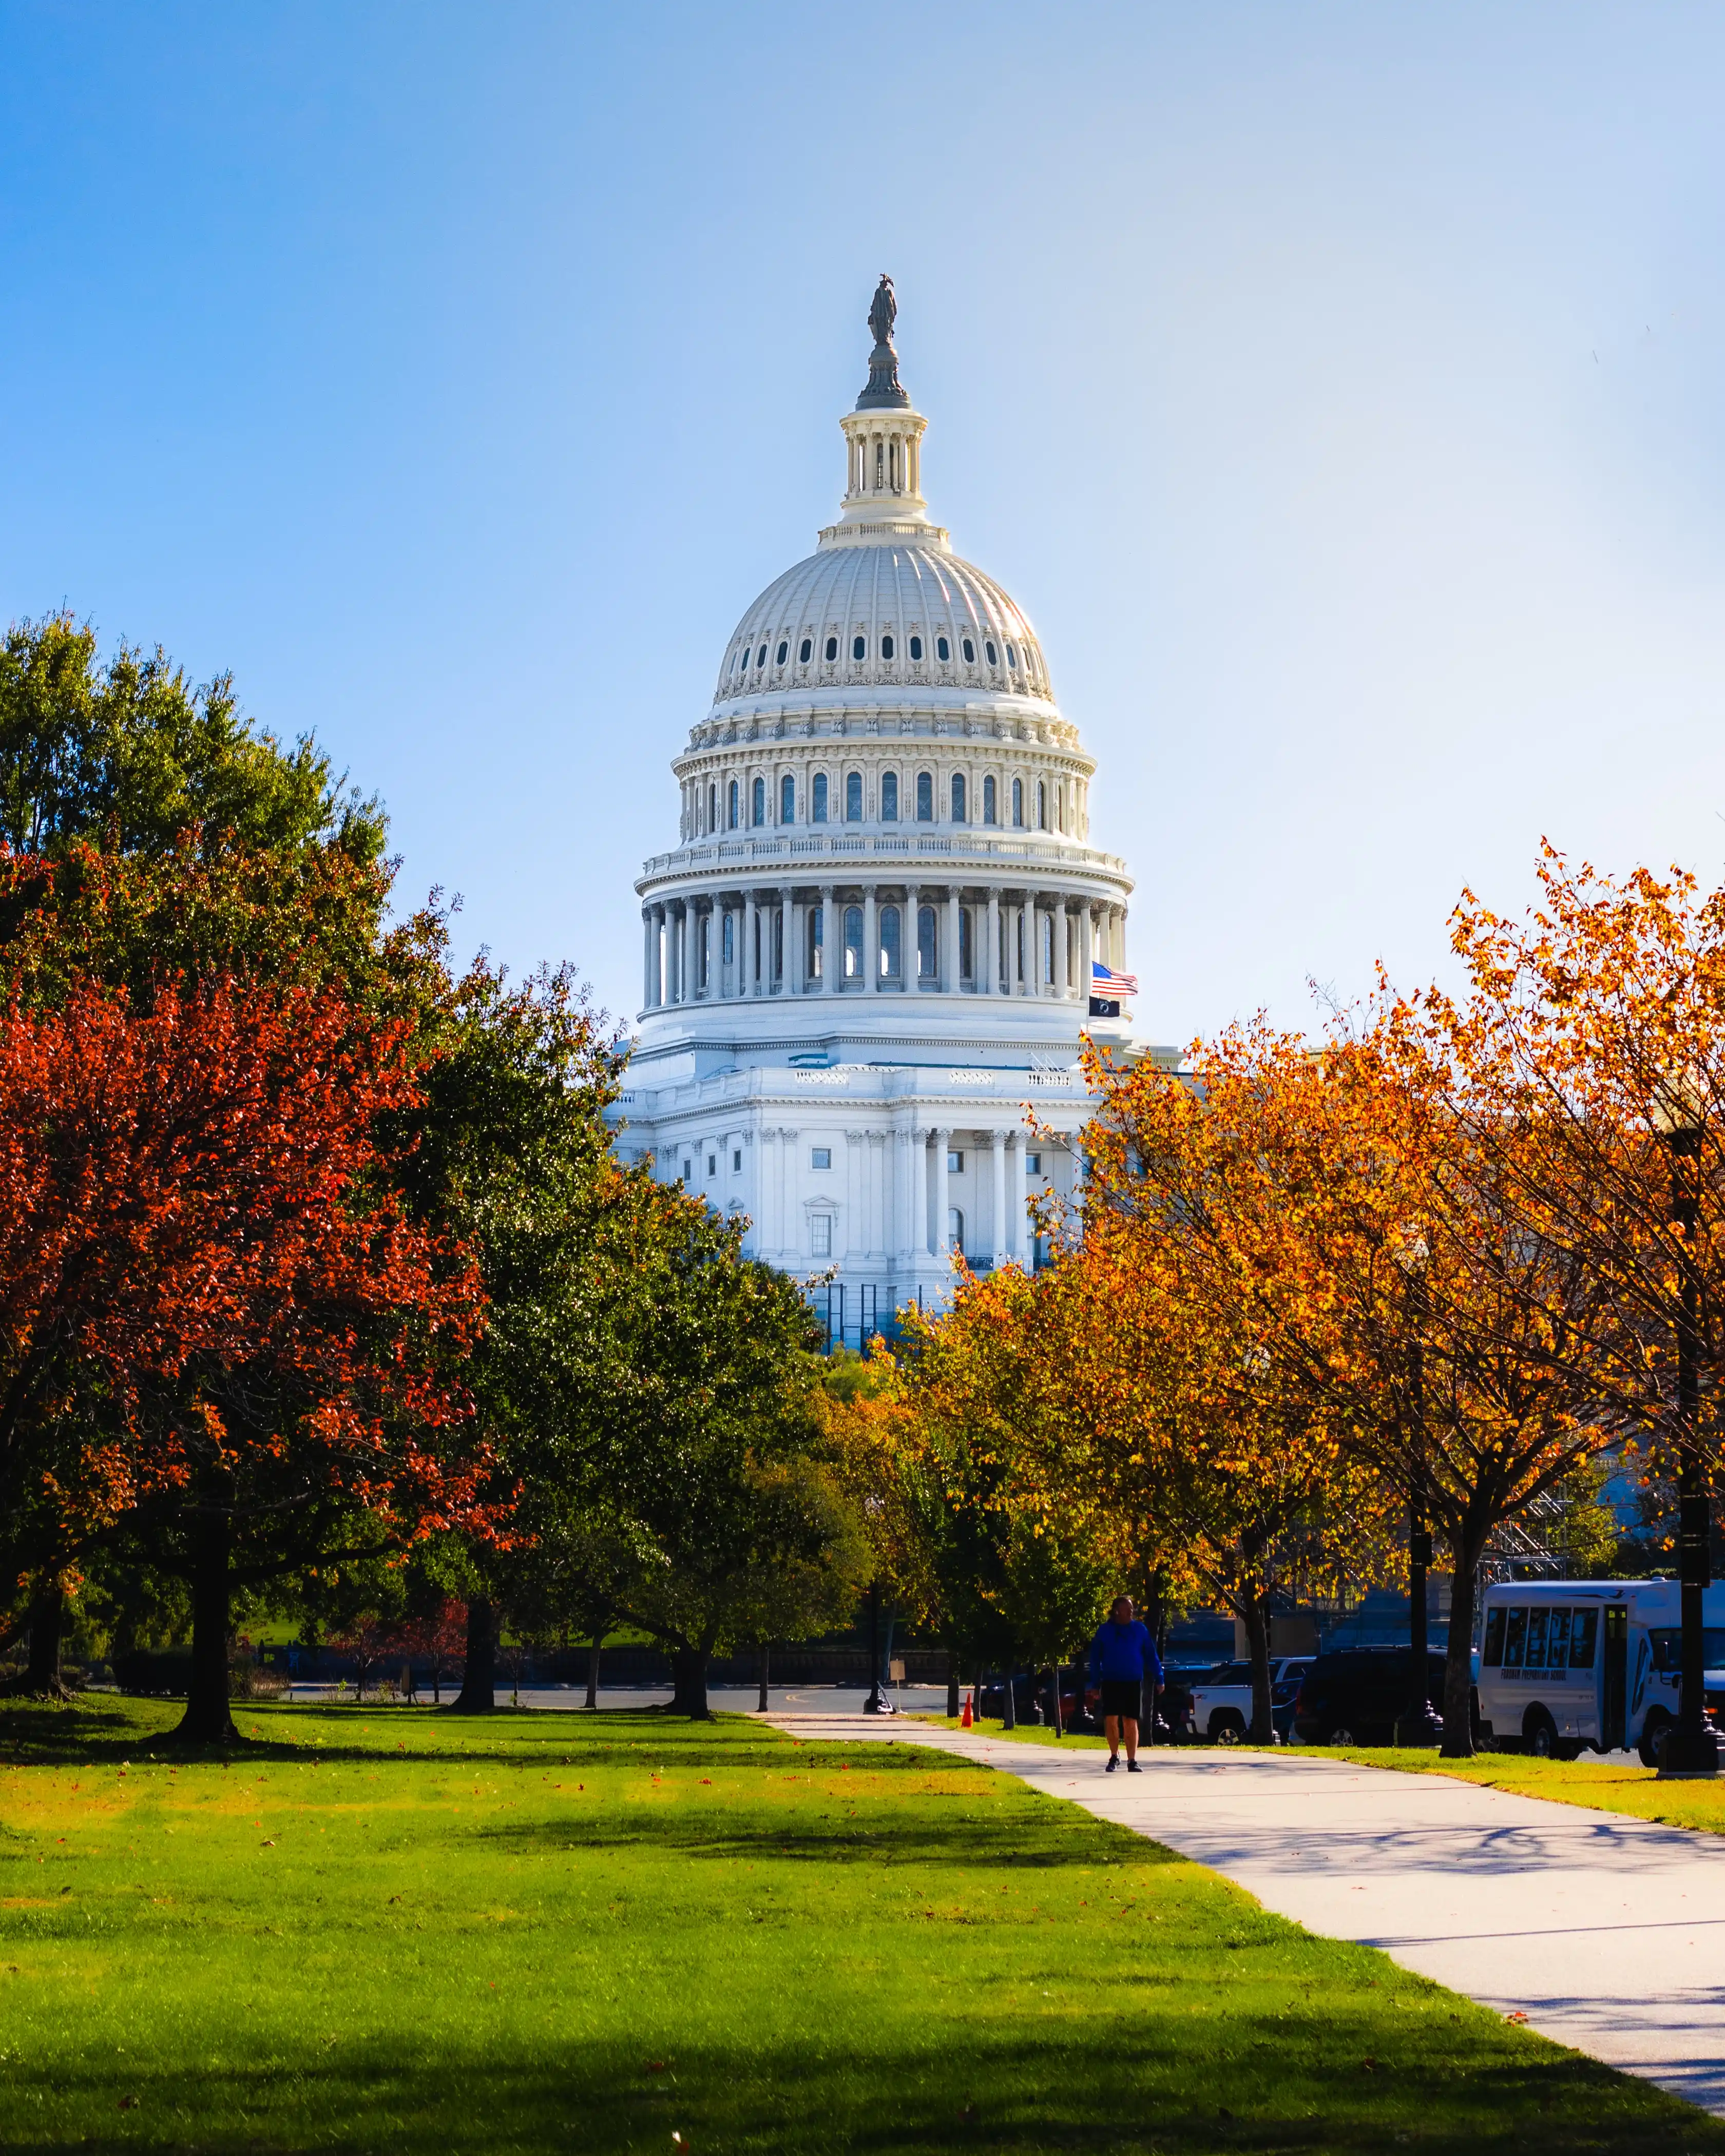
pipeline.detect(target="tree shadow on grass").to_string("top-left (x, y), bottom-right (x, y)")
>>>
top-left (3, 2020), bottom-right (1714, 2155)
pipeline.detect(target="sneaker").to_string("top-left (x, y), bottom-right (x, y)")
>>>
top-left (1105, 1755), bottom-right (1119, 1772)
top-left (1127, 1761), bottom-right (1143, 1774)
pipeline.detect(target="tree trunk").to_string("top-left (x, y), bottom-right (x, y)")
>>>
top-left (585, 1630), bottom-right (602, 1711)
top-left (1002, 1665), bottom-right (1017, 1730)
top-left (5, 1582), bottom-right (70, 1699)
top-left (946, 1646), bottom-right (960, 1720)
top-left (447, 1597), bottom-right (497, 1714)
top-left (1243, 1593), bottom-right (1275, 1744)
top-left (1048, 1664), bottom-right (1063, 1737)
top-left (671, 1643), bottom-right (710, 1719)
top-left (756, 1640), bottom-right (770, 1712)
top-left (175, 1508), bottom-right (238, 1745)
top-left (1441, 1532), bottom-right (1485, 1759)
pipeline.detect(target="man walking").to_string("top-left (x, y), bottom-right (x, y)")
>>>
top-left (1087, 1595), bottom-right (1162, 1773)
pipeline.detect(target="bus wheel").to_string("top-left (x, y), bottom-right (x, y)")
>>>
top-left (1638, 1710), bottom-right (1671, 1770)
top-left (1524, 1708), bottom-right (1560, 1759)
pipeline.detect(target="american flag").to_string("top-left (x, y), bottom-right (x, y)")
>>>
top-left (1092, 959), bottom-right (1139, 998)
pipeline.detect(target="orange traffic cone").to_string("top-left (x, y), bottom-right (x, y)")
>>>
top-left (960, 1690), bottom-right (973, 1728)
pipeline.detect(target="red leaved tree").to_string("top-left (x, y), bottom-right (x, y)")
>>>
top-left (0, 973), bottom-right (492, 1741)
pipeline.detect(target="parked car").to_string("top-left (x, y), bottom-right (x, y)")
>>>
top-left (1291, 1647), bottom-right (1447, 1746)
top-left (1189, 1658), bottom-right (1313, 1743)
top-left (976, 1671), bottom-right (1087, 1729)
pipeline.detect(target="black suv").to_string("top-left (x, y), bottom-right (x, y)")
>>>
top-left (1291, 1647), bottom-right (1446, 1746)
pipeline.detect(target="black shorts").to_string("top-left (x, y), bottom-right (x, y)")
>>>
top-left (1099, 1679), bottom-right (1142, 1721)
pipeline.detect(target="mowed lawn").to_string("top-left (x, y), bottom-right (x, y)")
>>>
top-left (1329, 1742), bottom-right (1725, 1836)
top-left (0, 1701), bottom-right (1717, 2153)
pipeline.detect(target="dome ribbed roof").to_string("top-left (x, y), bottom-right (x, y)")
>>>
top-left (714, 542), bottom-right (1052, 707)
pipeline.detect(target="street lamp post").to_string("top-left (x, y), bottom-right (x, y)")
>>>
top-left (862, 1579), bottom-right (888, 1716)
top-left (1653, 1090), bottom-right (1718, 1778)
top-left (1394, 1227), bottom-right (1445, 1747)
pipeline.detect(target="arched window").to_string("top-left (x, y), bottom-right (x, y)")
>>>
top-left (937, 635), bottom-right (950, 661)
top-left (985, 640), bottom-right (998, 666)
top-left (799, 638), bottom-right (812, 662)
top-left (707, 783), bottom-right (716, 833)
top-left (909, 634), bottom-right (923, 660)
top-left (780, 773), bottom-right (796, 824)
top-left (812, 772), bottom-right (829, 823)
top-left (728, 779), bottom-right (739, 828)
top-left (845, 770), bottom-right (862, 822)
top-left (962, 637), bottom-right (975, 663)
top-left (916, 904), bottom-right (937, 980)
top-left (879, 903), bottom-right (902, 978)
top-left (775, 640), bottom-right (788, 666)
top-left (951, 773), bottom-right (966, 823)
top-left (1037, 779), bottom-right (1047, 830)
top-left (947, 1208), bottom-right (965, 1254)
top-left (722, 912), bottom-right (734, 967)
top-left (844, 904), bottom-right (864, 980)
top-left (916, 770), bottom-right (933, 822)
top-left (757, 644), bottom-right (768, 667)
top-left (825, 635), bottom-right (838, 661)
top-left (753, 776), bottom-right (766, 826)
top-left (983, 775), bottom-right (997, 824)
top-left (1012, 777), bottom-right (1024, 827)
top-left (807, 903), bottom-right (823, 980)
top-left (959, 906), bottom-right (973, 981)
top-left (881, 633), bottom-right (895, 660)
top-left (852, 634), bottom-right (866, 661)
top-left (881, 771), bottom-right (899, 822)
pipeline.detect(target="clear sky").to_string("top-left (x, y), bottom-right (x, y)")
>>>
top-left (4, 3), bottom-right (1723, 1049)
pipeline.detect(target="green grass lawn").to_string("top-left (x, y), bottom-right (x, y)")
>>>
top-left (0, 1699), bottom-right (1715, 2153)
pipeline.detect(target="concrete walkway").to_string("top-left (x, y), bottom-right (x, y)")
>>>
top-left (777, 1714), bottom-right (1725, 2118)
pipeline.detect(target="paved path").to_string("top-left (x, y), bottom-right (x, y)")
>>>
top-left (777, 1714), bottom-right (1725, 2118)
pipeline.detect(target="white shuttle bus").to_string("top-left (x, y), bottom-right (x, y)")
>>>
top-left (1477, 1577), bottom-right (1725, 1764)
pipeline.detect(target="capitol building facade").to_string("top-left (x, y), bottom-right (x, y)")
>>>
top-left (614, 284), bottom-right (1145, 1342)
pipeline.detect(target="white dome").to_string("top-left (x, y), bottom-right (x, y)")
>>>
top-left (714, 542), bottom-right (1054, 707)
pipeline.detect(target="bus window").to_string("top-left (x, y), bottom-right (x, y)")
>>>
top-left (1503, 1608), bottom-right (1526, 1668)
top-left (1525, 1609), bottom-right (1549, 1669)
top-left (1548, 1609), bottom-right (1572, 1666)
top-left (1570, 1608), bottom-right (1599, 1668)
top-left (1482, 1609), bottom-right (1506, 1666)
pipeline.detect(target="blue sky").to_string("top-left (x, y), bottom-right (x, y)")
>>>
top-left (4, 3), bottom-right (1724, 1046)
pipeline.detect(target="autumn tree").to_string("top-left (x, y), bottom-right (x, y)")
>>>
top-left (0, 973), bottom-right (488, 1741)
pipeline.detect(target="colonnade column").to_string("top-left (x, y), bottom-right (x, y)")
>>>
top-left (934, 1128), bottom-right (950, 1253)
top-left (1019, 1130), bottom-right (1034, 1262)
top-left (642, 912), bottom-right (655, 1010)
top-left (864, 886), bottom-right (878, 992)
top-left (911, 1125), bottom-right (929, 1256)
top-left (744, 891), bottom-right (758, 996)
top-left (1079, 901), bottom-right (1094, 1011)
top-left (681, 903), bottom-right (696, 1004)
top-left (907, 883), bottom-right (921, 990)
top-left (780, 884), bottom-right (796, 994)
top-left (985, 889), bottom-right (1000, 997)
top-left (819, 884), bottom-right (835, 993)
top-left (946, 888), bottom-right (962, 994)
top-left (990, 1128), bottom-right (1007, 1266)
top-left (1024, 897), bottom-right (1040, 996)
top-left (1053, 897), bottom-right (1069, 999)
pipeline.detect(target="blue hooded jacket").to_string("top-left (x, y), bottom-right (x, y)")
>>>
top-left (1088, 1618), bottom-right (1162, 1687)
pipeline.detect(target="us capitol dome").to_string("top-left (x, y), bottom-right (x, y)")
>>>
top-left (615, 279), bottom-right (1144, 1337)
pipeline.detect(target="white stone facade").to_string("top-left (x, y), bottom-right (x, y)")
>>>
top-left (612, 301), bottom-right (1149, 1340)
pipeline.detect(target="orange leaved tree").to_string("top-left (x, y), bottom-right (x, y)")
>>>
top-left (0, 974), bottom-right (490, 1741)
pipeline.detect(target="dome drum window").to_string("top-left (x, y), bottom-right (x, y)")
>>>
top-left (753, 776), bottom-right (766, 827)
top-left (781, 774), bottom-right (796, 825)
top-left (983, 775), bottom-right (997, 824)
top-left (729, 779), bottom-right (739, 829)
top-left (915, 771), bottom-right (933, 822)
top-left (879, 903), bottom-right (902, 978)
top-left (916, 906), bottom-right (937, 981)
top-left (881, 772), bottom-right (899, 821)
top-left (1012, 777), bottom-right (1024, 827)
top-left (845, 770), bottom-right (863, 822)
top-left (812, 773), bottom-right (829, 823)
top-left (950, 773), bottom-right (966, 823)
top-left (843, 904), bottom-right (864, 981)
